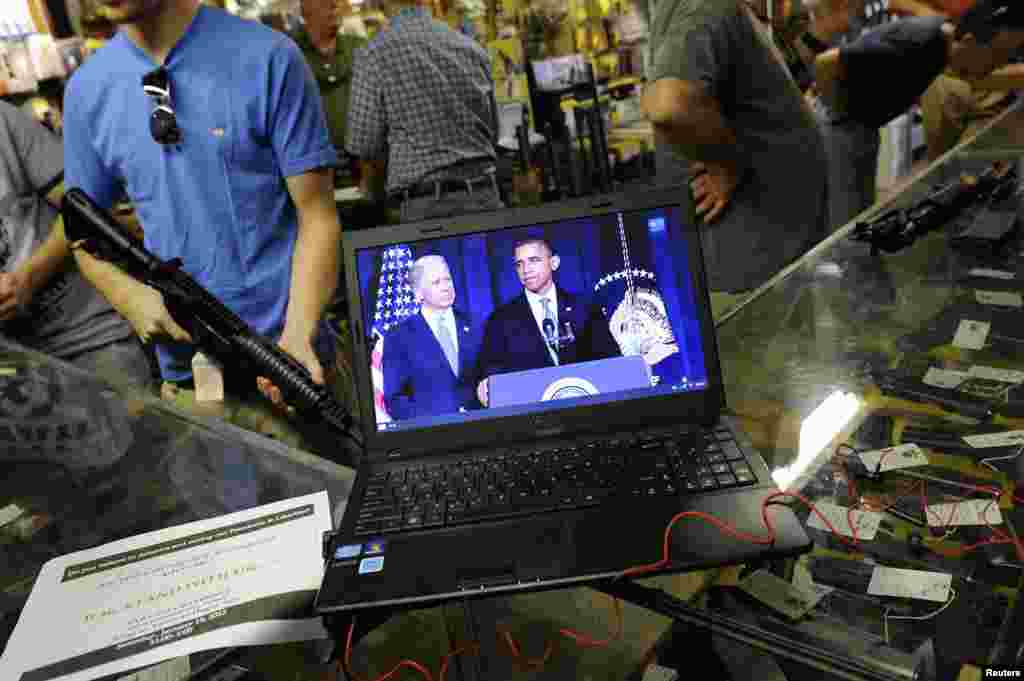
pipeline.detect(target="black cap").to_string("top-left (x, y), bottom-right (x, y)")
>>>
top-left (956, 0), bottom-right (1024, 43)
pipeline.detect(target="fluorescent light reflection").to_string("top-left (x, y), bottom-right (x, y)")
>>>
top-left (772, 390), bottom-right (862, 491)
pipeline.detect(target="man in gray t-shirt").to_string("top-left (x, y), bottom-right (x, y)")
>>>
top-left (640, 0), bottom-right (829, 313)
top-left (0, 101), bottom-right (151, 389)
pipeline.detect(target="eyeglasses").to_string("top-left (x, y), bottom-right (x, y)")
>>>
top-left (142, 67), bottom-right (182, 145)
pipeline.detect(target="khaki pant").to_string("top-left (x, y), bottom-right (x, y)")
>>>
top-left (919, 74), bottom-right (1011, 162)
top-left (160, 317), bottom-right (361, 456)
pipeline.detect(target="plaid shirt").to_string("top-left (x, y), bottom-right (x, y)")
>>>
top-left (346, 9), bottom-right (499, 194)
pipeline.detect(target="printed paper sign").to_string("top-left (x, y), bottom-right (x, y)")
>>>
top-left (926, 499), bottom-right (1002, 527)
top-left (868, 567), bottom-right (952, 602)
top-left (976, 290), bottom-right (1023, 308)
top-left (968, 366), bottom-right (1024, 385)
top-left (922, 368), bottom-right (968, 389)
top-left (952, 320), bottom-right (991, 350)
top-left (806, 502), bottom-right (881, 540)
top-left (859, 444), bottom-right (928, 472)
top-left (963, 430), bottom-right (1024, 448)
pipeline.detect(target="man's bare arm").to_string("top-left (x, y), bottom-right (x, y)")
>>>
top-left (71, 208), bottom-right (191, 345)
top-left (641, 78), bottom-right (742, 165)
top-left (966, 64), bottom-right (1024, 91)
top-left (283, 167), bottom-right (341, 344)
top-left (21, 182), bottom-right (72, 296)
top-left (254, 167), bottom-right (340, 402)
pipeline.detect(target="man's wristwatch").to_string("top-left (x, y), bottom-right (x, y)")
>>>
top-left (801, 31), bottom-right (831, 55)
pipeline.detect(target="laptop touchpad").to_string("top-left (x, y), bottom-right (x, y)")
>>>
top-left (444, 518), bottom-right (568, 583)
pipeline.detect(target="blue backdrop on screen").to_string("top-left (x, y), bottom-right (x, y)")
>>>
top-left (355, 207), bottom-right (708, 393)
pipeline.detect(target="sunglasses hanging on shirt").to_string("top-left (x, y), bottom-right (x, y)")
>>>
top-left (142, 67), bottom-right (183, 146)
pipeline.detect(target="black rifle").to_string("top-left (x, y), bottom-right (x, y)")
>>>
top-left (851, 162), bottom-right (1018, 254)
top-left (62, 188), bottom-right (362, 465)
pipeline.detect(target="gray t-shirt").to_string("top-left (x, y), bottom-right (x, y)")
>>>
top-left (0, 101), bottom-right (133, 358)
top-left (649, 0), bottom-right (829, 292)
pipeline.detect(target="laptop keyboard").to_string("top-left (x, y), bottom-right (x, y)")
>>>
top-left (352, 426), bottom-right (758, 537)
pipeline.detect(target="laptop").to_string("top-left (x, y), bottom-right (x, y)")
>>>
top-left (315, 188), bottom-right (811, 615)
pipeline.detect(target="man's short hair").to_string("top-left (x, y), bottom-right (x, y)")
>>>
top-left (513, 238), bottom-right (554, 257)
top-left (956, 0), bottom-right (1024, 43)
top-left (408, 254), bottom-right (448, 293)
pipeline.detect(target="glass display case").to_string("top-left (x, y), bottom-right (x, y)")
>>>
top-left (0, 340), bottom-right (356, 676)
top-left (672, 102), bottom-right (1024, 680)
top-left (1, 103), bottom-right (1021, 681)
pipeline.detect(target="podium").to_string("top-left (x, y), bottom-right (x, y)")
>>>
top-left (488, 355), bottom-right (653, 409)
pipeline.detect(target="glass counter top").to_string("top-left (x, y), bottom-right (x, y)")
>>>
top-left (0, 341), bottom-right (356, 654)
top-left (701, 101), bottom-right (1024, 679)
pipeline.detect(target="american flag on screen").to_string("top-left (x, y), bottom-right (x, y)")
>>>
top-left (370, 245), bottom-right (417, 423)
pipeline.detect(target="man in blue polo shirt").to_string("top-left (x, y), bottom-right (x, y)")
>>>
top-left (64, 0), bottom-right (350, 448)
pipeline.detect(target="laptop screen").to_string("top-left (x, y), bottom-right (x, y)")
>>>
top-left (354, 205), bottom-right (710, 434)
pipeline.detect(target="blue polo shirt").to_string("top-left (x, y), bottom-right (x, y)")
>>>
top-left (64, 6), bottom-right (337, 381)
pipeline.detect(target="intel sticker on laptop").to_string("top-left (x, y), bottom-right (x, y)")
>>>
top-left (365, 539), bottom-right (386, 555)
top-left (359, 556), bottom-right (384, 575)
top-left (334, 544), bottom-right (362, 560)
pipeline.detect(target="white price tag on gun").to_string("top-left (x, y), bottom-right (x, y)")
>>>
top-left (926, 499), bottom-right (1002, 527)
top-left (963, 430), bottom-right (1024, 448)
top-left (952, 320), bottom-right (990, 350)
top-left (859, 444), bottom-right (928, 472)
top-left (922, 368), bottom-right (968, 389)
top-left (968, 366), bottom-right (1024, 385)
top-left (806, 502), bottom-right (881, 540)
top-left (976, 290), bottom-right (1023, 308)
top-left (868, 567), bottom-right (952, 602)
top-left (192, 352), bottom-right (224, 403)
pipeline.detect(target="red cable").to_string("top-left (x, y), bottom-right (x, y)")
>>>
top-left (336, 460), bottom-right (1024, 678)
top-left (345, 618), bottom-right (434, 681)
top-left (559, 594), bottom-right (624, 647)
top-left (620, 490), bottom-right (863, 580)
top-left (498, 629), bottom-right (554, 670)
top-left (498, 592), bottom-right (624, 674)
top-left (917, 479), bottom-right (1024, 560)
top-left (438, 642), bottom-right (480, 681)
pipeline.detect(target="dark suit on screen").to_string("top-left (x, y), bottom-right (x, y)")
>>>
top-left (383, 308), bottom-right (483, 420)
top-left (476, 287), bottom-right (619, 381)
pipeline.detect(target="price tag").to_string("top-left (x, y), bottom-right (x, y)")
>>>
top-left (968, 268), bottom-right (1015, 280)
top-left (806, 502), bottom-right (881, 540)
top-left (968, 365), bottom-right (1024, 385)
top-left (868, 567), bottom-right (952, 602)
top-left (859, 444), bottom-right (928, 472)
top-left (963, 430), bottom-right (1024, 448)
top-left (0, 504), bottom-right (25, 528)
top-left (739, 570), bottom-right (820, 620)
top-left (926, 499), bottom-right (1002, 527)
top-left (976, 290), bottom-right (1024, 308)
top-left (952, 320), bottom-right (991, 350)
top-left (192, 352), bottom-right (224, 403)
top-left (922, 367), bottom-right (968, 389)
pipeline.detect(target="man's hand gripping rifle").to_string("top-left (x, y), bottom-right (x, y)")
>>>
top-left (62, 188), bottom-right (362, 465)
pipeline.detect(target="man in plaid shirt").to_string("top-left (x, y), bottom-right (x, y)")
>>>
top-left (346, 0), bottom-right (503, 223)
